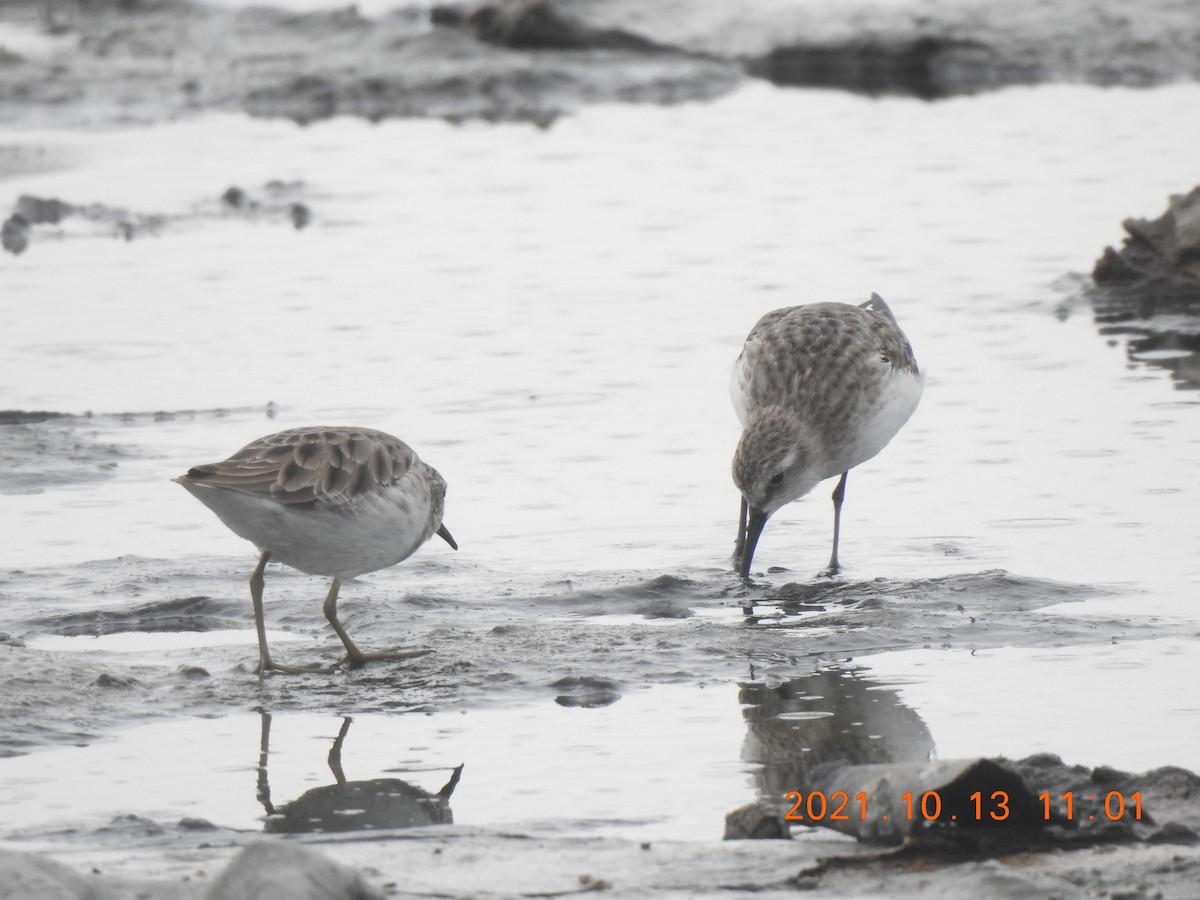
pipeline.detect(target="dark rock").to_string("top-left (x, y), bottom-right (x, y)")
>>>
top-left (724, 801), bottom-right (791, 840)
top-left (1, 213), bottom-right (31, 255)
top-left (1092, 245), bottom-right (1139, 281)
top-left (430, 4), bottom-right (469, 27)
top-left (178, 816), bottom-right (218, 830)
top-left (551, 674), bottom-right (622, 708)
top-left (1093, 186), bottom-right (1200, 296)
top-left (4, 193), bottom-right (177, 252)
top-left (220, 186), bottom-right (247, 208)
top-left (765, 754), bottom-right (1200, 857)
top-left (1173, 189), bottom-right (1200, 265)
top-left (94, 673), bottom-right (139, 688)
top-left (15, 195), bottom-right (73, 224)
top-left (1087, 187), bottom-right (1200, 389)
top-left (1, 183), bottom-right (310, 253)
top-left (802, 758), bottom-right (1045, 851)
top-left (469, 0), bottom-right (662, 52)
top-left (1147, 821), bottom-right (1200, 846)
top-left (744, 37), bottom-right (1024, 99)
top-left (0, 410), bottom-right (70, 425)
top-left (288, 203), bottom-right (311, 230)
top-left (1008, 755), bottom-right (1200, 845)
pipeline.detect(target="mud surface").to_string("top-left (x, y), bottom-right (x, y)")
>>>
top-left (2, 183), bottom-right (311, 254)
top-left (0, 410), bottom-right (1131, 754)
top-left (0, 0), bottom-right (740, 128)
top-left (0, 538), bottom-right (1115, 756)
top-left (2, 553), bottom-right (1199, 899)
top-left (1, 0), bottom-right (1199, 129)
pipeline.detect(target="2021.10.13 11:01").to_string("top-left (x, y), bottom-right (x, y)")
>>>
top-left (783, 790), bottom-right (1143, 822)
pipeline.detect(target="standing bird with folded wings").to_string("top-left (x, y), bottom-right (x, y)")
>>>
top-left (731, 293), bottom-right (923, 577)
top-left (177, 426), bottom-right (456, 673)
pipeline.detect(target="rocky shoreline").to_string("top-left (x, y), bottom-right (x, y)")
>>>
top-left (1086, 186), bottom-right (1200, 389)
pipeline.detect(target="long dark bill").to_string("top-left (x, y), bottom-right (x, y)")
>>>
top-left (437, 523), bottom-right (459, 550)
top-left (736, 502), bottom-right (770, 578)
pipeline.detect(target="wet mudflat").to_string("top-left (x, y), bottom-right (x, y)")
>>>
top-left (3, 546), bottom-right (1199, 897)
top-left (0, 546), bottom-right (1120, 759)
top-left (3, 1), bottom-right (1200, 897)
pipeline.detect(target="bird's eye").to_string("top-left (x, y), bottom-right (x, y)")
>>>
top-left (768, 472), bottom-right (785, 488)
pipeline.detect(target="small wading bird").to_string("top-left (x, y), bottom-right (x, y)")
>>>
top-left (730, 293), bottom-right (923, 577)
top-left (176, 426), bottom-right (456, 673)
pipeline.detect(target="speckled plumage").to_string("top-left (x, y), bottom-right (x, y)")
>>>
top-left (182, 426), bottom-right (421, 508)
top-left (730, 294), bottom-right (923, 577)
top-left (176, 426), bottom-right (456, 672)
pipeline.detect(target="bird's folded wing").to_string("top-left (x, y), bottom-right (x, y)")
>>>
top-left (179, 429), bottom-right (416, 507)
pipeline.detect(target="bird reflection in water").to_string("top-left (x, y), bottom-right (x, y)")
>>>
top-left (256, 712), bottom-right (463, 833)
top-left (739, 668), bottom-right (934, 798)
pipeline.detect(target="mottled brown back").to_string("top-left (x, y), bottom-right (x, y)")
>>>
top-left (177, 427), bottom-right (419, 507)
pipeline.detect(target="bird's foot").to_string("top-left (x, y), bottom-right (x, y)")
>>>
top-left (818, 563), bottom-right (842, 579)
top-left (336, 647), bottom-right (435, 670)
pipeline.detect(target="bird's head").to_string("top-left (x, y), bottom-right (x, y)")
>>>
top-left (732, 408), bottom-right (820, 516)
top-left (731, 408), bottom-right (820, 577)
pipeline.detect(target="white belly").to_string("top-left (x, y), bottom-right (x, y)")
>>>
top-left (822, 365), bottom-right (925, 479)
top-left (183, 483), bottom-right (433, 579)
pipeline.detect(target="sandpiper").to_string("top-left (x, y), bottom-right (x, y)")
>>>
top-left (731, 293), bottom-right (923, 577)
top-left (176, 426), bottom-right (456, 672)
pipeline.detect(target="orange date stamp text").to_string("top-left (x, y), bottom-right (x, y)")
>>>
top-left (782, 789), bottom-right (1143, 823)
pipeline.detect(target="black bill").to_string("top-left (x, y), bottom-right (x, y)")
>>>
top-left (734, 498), bottom-right (769, 578)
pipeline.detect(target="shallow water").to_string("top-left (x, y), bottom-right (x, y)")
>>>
top-left (0, 691), bottom-right (755, 841)
top-left (2, 81), bottom-right (1200, 859)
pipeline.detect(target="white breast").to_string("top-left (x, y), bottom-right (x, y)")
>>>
top-left (831, 364), bottom-right (925, 478)
top-left (729, 352), bottom-right (752, 426)
top-left (182, 482), bottom-right (434, 579)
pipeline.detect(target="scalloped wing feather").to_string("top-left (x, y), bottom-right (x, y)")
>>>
top-left (176, 427), bottom-right (416, 507)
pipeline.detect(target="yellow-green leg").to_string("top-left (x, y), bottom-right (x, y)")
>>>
top-left (249, 552), bottom-right (323, 674)
top-left (323, 578), bottom-right (433, 669)
top-left (822, 471), bottom-right (849, 577)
